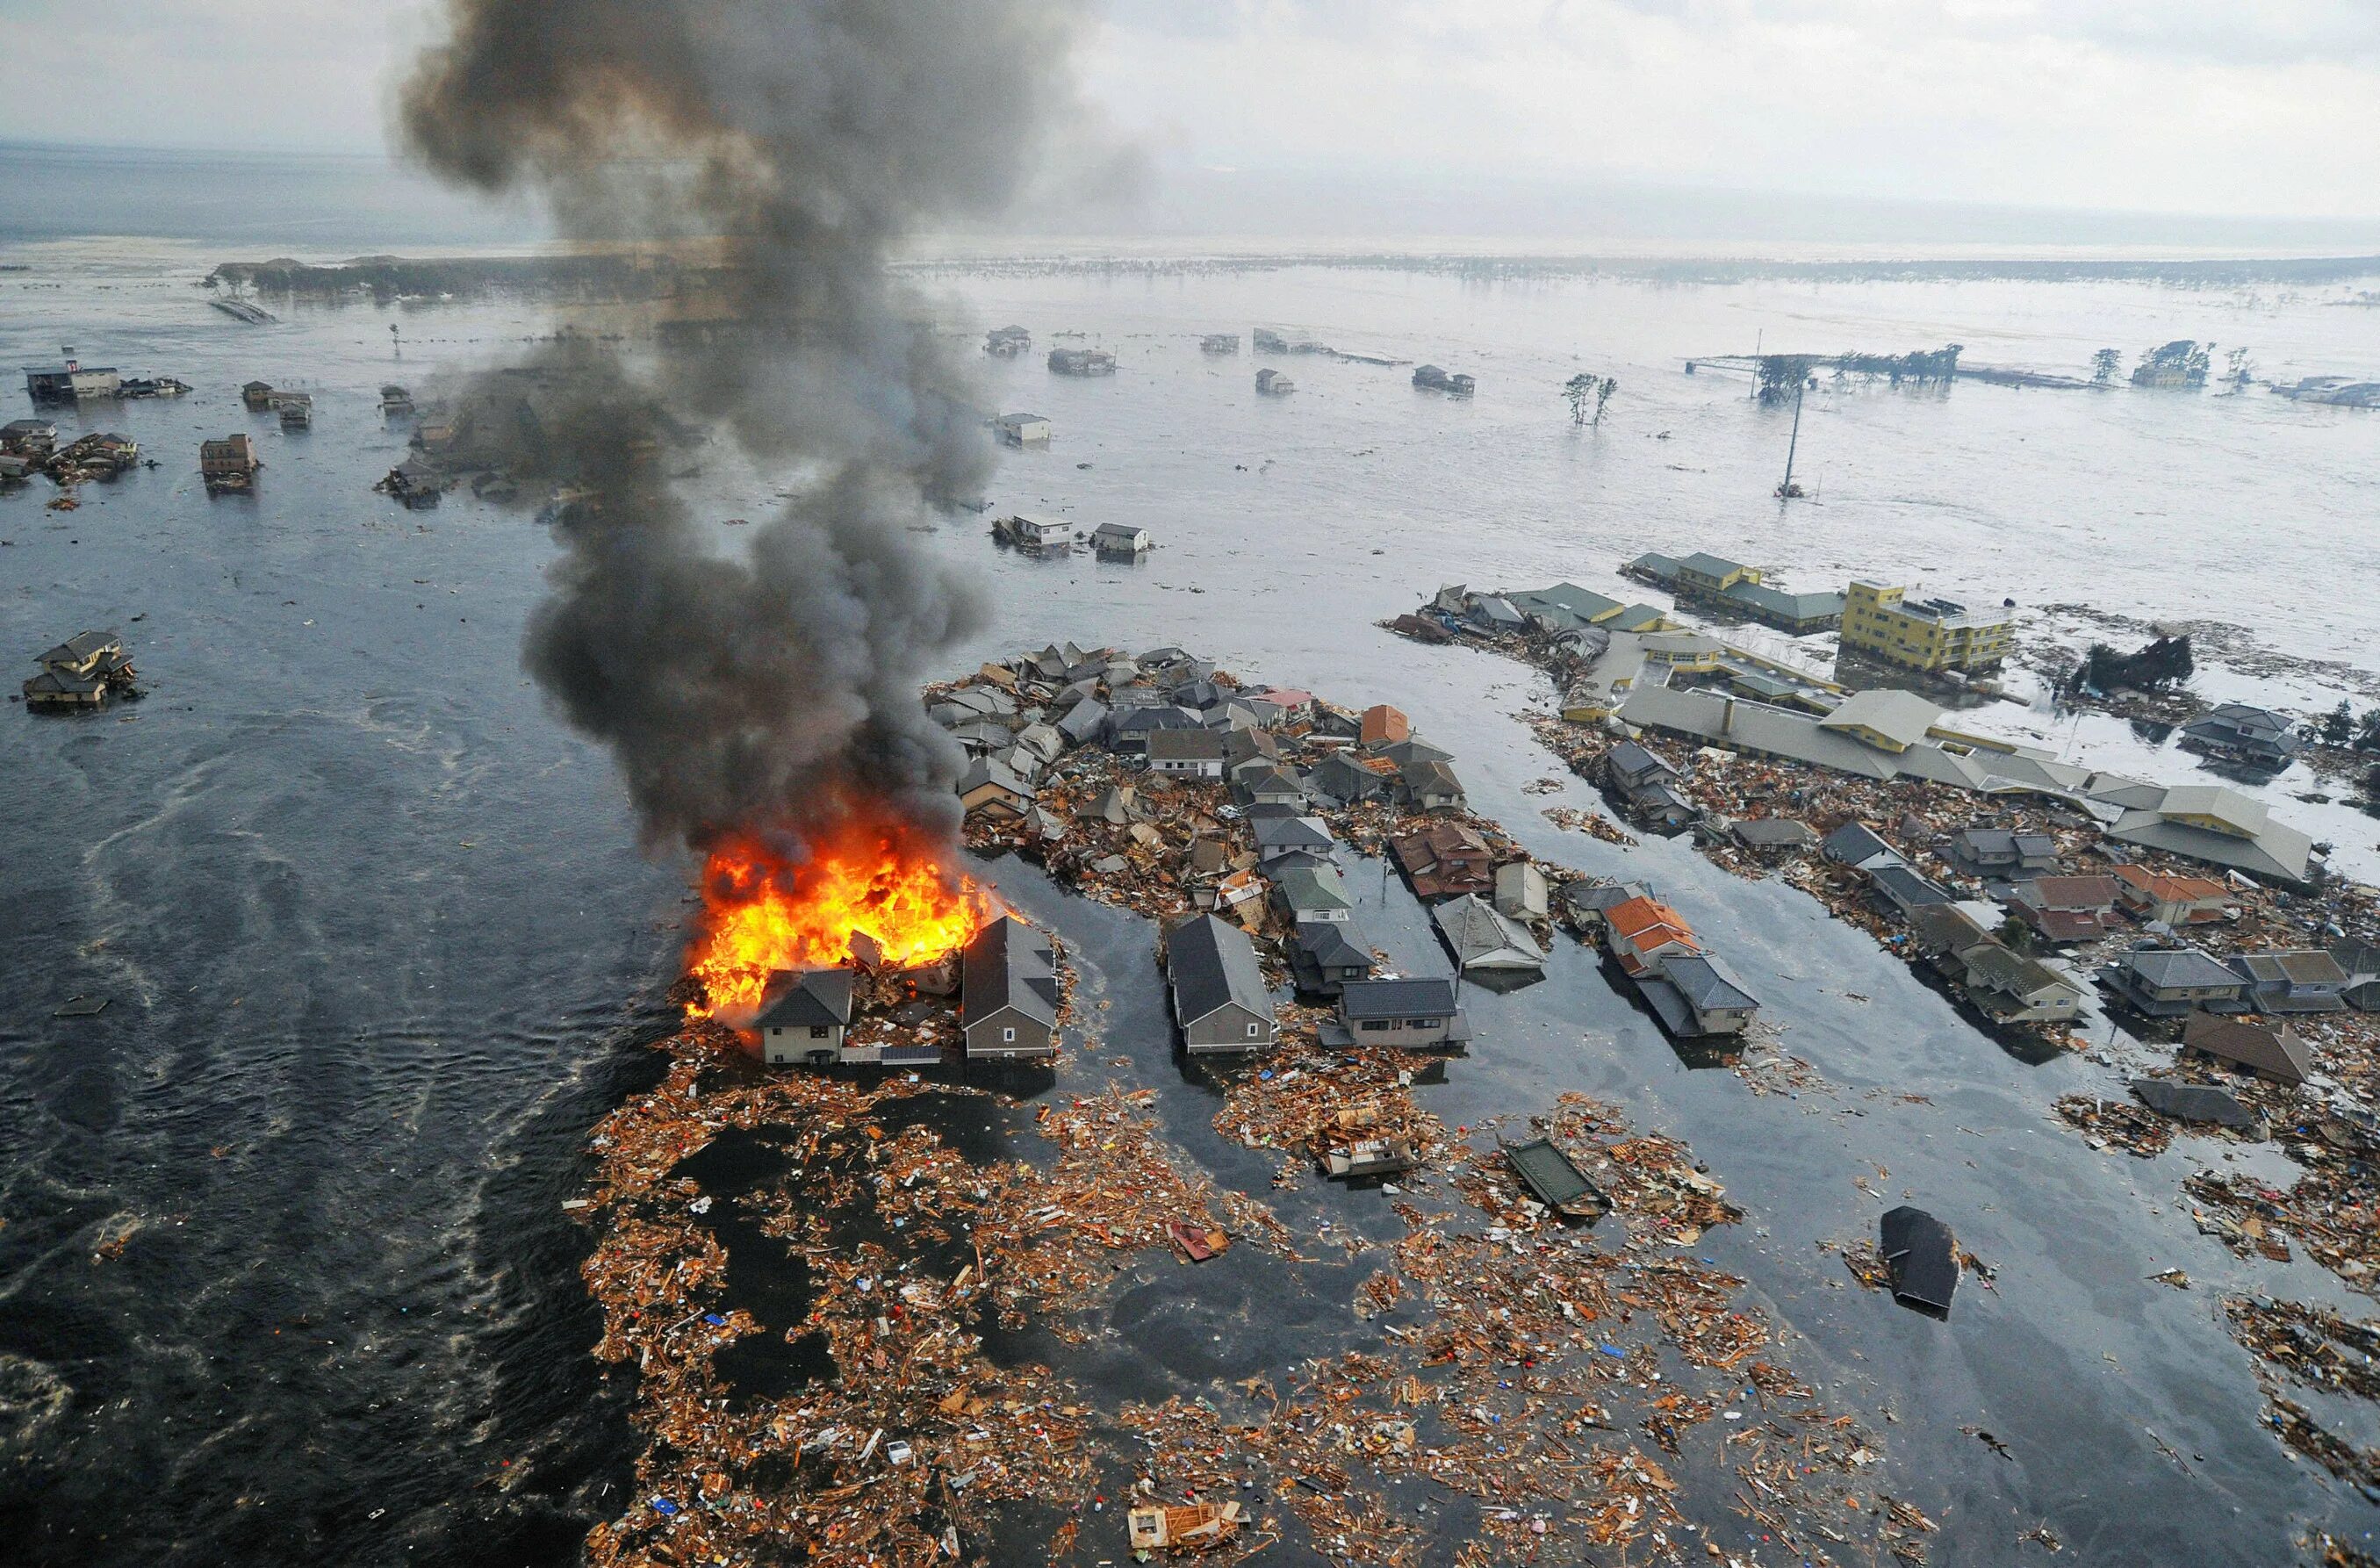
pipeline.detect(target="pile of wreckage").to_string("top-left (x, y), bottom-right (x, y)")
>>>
top-left (938, 642), bottom-right (1594, 1011)
top-left (21, 630), bottom-right (137, 710)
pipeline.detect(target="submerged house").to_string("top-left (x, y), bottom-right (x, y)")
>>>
top-left (2225, 950), bottom-right (2349, 1014)
top-left (1091, 521), bottom-right (1150, 556)
top-left (1047, 347), bottom-right (1116, 376)
top-left (1637, 953), bottom-right (1760, 1037)
top-left (2181, 1012), bottom-right (2312, 1087)
top-left (1291, 920), bottom-right (1376, 996)
top-left (2099, 946), bottom-right (2247, 1018)
top-left (2179, 704), bottom-right (2298, 771)
top-left (961, 917), bottom-right (1061, 1060)
top-left (1325, 977), bottom-right (1470, 1049)
top-left (996, 411), bottom-right (1053, 446)
top-left (1166, 913), bottom-right (1278, 1053)
top-left (1433, 894), bottom-right (1547, 976)
top-left (199, 434), bottom-right (261, 494)
top-left (24, 629), bottom-right (133, 709)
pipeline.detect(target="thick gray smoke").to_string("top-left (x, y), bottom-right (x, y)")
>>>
top-left (400, 0), bottom-right (1098, 851)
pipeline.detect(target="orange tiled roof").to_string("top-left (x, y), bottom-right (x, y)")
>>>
top-left (2113, 864), bottom-right (2227, 903)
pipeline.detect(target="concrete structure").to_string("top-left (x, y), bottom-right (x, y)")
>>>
top-left (1167, 913), bottom-right (1277, 1052)
top-left (1840, 580), bottom-right (2015, 673)
top-left (961, 917), bottom-right (1060, 1060)
top-left (755, 969), bottom-right (855, 1066)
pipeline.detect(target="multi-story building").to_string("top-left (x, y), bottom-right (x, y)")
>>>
top-left (1840, 580), bottom-right (2015, 673)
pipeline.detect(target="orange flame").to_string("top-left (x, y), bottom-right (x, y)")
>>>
top-left (683, 815), bottom-right (995, 1021)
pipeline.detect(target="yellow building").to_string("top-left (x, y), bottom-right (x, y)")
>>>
top-left (1840, 581), bottom-right (2014, 673)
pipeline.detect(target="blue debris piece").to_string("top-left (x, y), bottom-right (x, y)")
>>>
top-left (652, 1498), bottom-right (680, 1517)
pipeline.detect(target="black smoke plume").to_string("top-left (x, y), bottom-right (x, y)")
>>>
top-left (399, 0), bottom-right (1097, 851)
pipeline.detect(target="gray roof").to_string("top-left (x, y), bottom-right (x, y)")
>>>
top-left (963, 917), bottom-right (1059, 1027)
top-left (1167, 913), bottom-right (1273, 1026)
top-left (1661, 953), bottom-right (1758, 1012)
top-left (2182, 1012), bottom-right (2312, 1082)
top-left (1147, 728), bottom-right (1226, 761)
top-left (1607, 739), bottom-right (1675, 784)
top-left (1959, 942), bottom-right (2077, 999)
top-left (1404, 758), bottom-right (1464, 795)
top-left (1295, 920), bottom-right (1374, 970)
top-left (2131, 1078), bottom-right (2261, 1132)
top-left (2122, 946), bottom-right (2244, 990)
top-left (1558, 880), bottom-right (1651, 915)
top-left (2229, 949), bottom-right (2348, 988)
top-left (1341, 976), bottom-right (1459, 1019)
top-left (1433, 893), bottom-right (1547, 970)
top-left (2104, 804), bottom-right (2312, 885)
top-left (1731, 817), bottom-right (1814, 848)
top-left (754, 968), bottom-right (854, 1030)
top-left (1274, 864), bottom-right (1351, 912)
top-left (1869, 864), bottom-right (1953, 909)
top-left (1678, 550), bottom-right (1747, 577)
top-left (2184, 704), bottom-right (2293, 744)
top-left (1254, 815), bottom-right (1334, 852)
top-left (958, 754), bottom-right (1031, 801)
top-left (1818, 688), bottom-right (1943, 750)
top-left (36, 629), bottom-right (122, 667)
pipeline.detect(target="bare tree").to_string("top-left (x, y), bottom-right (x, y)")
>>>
top-left (1563, 372), bottom-right (1594, 427)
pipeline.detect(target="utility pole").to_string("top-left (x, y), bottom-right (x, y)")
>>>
top-left (1776, 379), bottom-right (1806, 501)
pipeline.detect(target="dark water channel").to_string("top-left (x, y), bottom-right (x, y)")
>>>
top-left (3, 244), bottom-right (2376, 1564)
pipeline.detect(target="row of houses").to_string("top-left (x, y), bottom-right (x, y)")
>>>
top-left (1617, 675), bottom-right (2316, 886)
top-left (1623, 551), bottom-right (1846, 635)
top-left (756, 914), bottom-right (1061, 1067)
top-left (992, 514), bottom-right (1152, 557)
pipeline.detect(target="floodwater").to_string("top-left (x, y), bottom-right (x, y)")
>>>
top-left (4, 224), bottom-right (2380, 1567)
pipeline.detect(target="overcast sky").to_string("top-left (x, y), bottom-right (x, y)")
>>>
top-left (6, 0), bottom-right (2375, 222)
